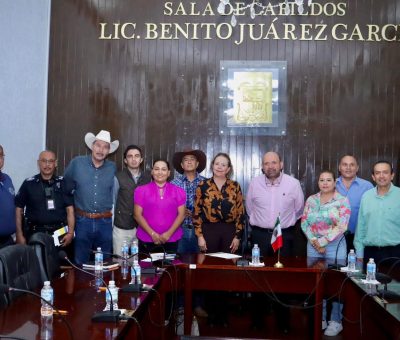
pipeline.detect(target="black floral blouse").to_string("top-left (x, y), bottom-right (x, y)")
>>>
top-left (193, 178), bottom-right (245, 239)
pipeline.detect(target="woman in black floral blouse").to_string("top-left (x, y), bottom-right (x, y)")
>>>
top-left (193, 152), bottom-right (245, 253)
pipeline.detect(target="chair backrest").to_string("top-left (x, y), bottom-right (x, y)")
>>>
top-left (0, 244), bottom-right (42, 304)
top-left (28, 232), bottom-right (60, 282)
top-left (0, 260), bottom-right (8, 309)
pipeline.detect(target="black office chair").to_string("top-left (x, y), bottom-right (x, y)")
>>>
top-left (29, 232), bottom-right (61, 282)
top-left (0, 260), bottom-right (7, 309)
top-left (0, 244), bottom-right (42, 304)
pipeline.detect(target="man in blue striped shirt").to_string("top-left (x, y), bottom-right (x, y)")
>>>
top-left (336, 155), bottom-right (373, 252)
top-left (172, 149), bottom-right (206, 254)
top-left (172, 149), bottom-right (208, 318)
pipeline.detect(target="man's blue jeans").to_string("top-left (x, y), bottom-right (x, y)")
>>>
top-left (177, 226), bottom-right (199, 254)
top-left (74, 216), bottom-right (112, 265)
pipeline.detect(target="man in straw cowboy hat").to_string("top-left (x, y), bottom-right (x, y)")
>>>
top-left (65, 130), bottom-right (119, 264)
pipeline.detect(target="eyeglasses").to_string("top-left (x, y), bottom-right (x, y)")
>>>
top-left (39, 159), bottom-right (56, 164)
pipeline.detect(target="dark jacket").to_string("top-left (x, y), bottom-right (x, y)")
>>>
top-left (114, 168), bottom-right (151, 229)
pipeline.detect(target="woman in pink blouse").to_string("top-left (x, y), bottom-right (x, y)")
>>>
top-left (301, 170), bottom-right (350, 337)
top-left (134, 159), bottom-right (186, 254)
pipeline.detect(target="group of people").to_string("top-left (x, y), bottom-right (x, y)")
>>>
top-left (1, 131), bottom-right (400, 337)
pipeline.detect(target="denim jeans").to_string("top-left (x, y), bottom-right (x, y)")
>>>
top-left (307, 237), bottom-right (346, 323)
top-left (177, 226), bottom-right (199, 254)
top-left (74, 216), bottom-right (112, 265)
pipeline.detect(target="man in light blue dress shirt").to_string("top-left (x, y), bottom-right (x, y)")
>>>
top-left (336, 155), bottom-right (373, 252)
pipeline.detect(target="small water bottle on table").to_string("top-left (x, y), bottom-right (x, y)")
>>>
top-left (347, 249), bottom-right (356, 271)
top-left (252, 244), bottom-right (260, 265)
top-left (95, 247), bottom-right (103, 271)
top-left (40, 281), bottom-right (54, 316)
top-left (366, 258), bottom-right (376, 282)
top-left (105, 280), bottom-right (119, 311)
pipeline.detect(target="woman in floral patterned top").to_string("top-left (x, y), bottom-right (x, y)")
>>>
top-left (301, 170), bottom-right (350, 337)
top-left (193, 152), bottom-right (244, 254)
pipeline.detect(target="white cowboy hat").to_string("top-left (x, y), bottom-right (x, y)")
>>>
top-left (84, 130), bottom-right (119, 154)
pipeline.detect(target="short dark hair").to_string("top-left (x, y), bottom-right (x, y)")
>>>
top-left (339, 154), bottom-right (358, 165)
top-left (210, 152), bottom-right (233, 179)
top-left (123, 145), bottom-right (143, 159)
top-left (152, 158), bottom-right (170, 170)
top-left (372, 160), bottom-right (393, 174)
top-left (319, 169), bottom-right (336, 181)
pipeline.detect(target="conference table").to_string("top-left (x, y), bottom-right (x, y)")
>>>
top-left (0, 255), bottom-right (399, 339)
top-left (0, 261), bottom-right (183, 340)
top-left (182, 254), bottom-right (325, 340)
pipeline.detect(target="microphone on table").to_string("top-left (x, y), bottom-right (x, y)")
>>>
top-left (150, 244), bottom-right (175, 268)
top-left (375, 258), bottom-right (400, 300)
top-left (58, 250), bottom-right (121, 323)
top-left (121, 249), bottom-right (163, 292)
top-left (0, 284), bottom-right (74, 339)
top-left (328, 231), bottom-right (349, 270)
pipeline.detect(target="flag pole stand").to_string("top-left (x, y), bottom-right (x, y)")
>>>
top-left (274, 249), bottom-right (284, 268)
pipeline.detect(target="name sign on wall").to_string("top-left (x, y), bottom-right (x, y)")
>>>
top-left (98, 1), bottom-right (400, 45)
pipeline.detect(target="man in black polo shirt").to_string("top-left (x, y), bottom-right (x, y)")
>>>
top-left (15, 150), bottom-right (75, 246)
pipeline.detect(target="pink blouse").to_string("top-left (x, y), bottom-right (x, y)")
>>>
top-left (134, 182), bottom-right (186, 242)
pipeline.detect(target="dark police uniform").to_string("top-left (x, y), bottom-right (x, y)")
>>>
top-left (15, 174), bottom-right (74, 240)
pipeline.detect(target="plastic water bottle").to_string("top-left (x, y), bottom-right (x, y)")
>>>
top-left (105, 280), bottom-right (118, 311)
top-left (40, 281), bottom-right (54, 316)
top-left (131, 263), bottom-right (141, 284)
top-left (366, 258), bottom-right (376, 282)
top-left (40, 315), bottom-right (53, 340)
top-left (131, 238), bottom-right (139, 264)
top-left (95, 247), bottom-right (103, 271)
top-left (252, 244), bottom-right (260, 265)
top-left (121, 240), bottom-right (129, 259)
top-left (347, 249), bottom-right (356, 271)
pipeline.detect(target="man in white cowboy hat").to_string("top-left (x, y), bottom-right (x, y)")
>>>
top-left (64, 130), bottom-right (119, 264)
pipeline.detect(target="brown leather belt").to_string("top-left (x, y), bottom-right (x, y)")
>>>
top-left (75, 208), bottom-right (112, 219)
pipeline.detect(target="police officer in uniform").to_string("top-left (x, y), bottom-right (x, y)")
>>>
top-left (0, 144), bottom-right (16, 248)
top-left (15, 150), bottom-right (75, 246)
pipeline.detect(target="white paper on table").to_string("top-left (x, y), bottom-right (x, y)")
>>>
top-left (141, 253), bottom-right (176, 262)
top-left (361, 279), bottom-right (381, 285)
top-left (340, 266), bottom-right (360, 273)
top-left (206, 252), bottom-right (242, 259)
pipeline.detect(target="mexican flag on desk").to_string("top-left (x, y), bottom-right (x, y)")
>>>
top-left (271, 216), bottom-right (283, 252)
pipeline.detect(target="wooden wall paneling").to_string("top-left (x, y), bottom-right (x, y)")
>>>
top-left (47, 0), bottom-right (400, 197)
